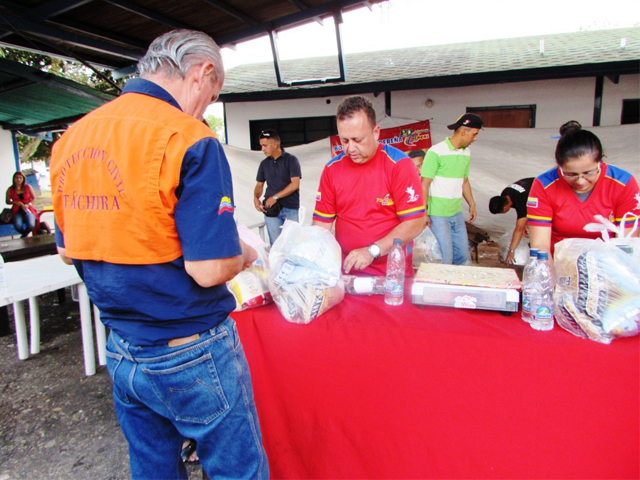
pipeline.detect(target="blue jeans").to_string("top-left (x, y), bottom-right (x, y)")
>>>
top-left (106, 317), bottom-right (268, 480)
top-left (13, 209), bottom-right (36, 236)
top-left (429, 212), bottom-right (470, 265)
top-left (265, 206), bottom-right (299, 245)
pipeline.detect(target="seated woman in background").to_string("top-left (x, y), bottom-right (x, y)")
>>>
top-left (6, 171), bottom-right (38, 237)
top-left (528, 121), bottom-right (640, 258)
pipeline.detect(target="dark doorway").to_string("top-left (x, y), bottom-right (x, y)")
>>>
top-left (250, 116), bottom-right (338, 150)
top-left (467, 105), bottom-right (536, 128)
top-left (621, 98), bottom-right (639, 125)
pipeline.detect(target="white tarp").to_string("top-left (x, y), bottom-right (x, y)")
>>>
top-left (224, 120), bottom-right (640, 240)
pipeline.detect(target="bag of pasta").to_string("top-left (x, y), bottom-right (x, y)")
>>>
top-left (227, 225), bottom-right (272, 311)
top-left (268, 220), bottom-right (345, 324)
top-left (412, 226), bottom-right (443, 268)
top-left (554, 215), bottom-right (640, 344)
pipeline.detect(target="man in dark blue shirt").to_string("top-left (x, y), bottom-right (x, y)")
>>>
top-left (253, 129), bottom-right (302, 244)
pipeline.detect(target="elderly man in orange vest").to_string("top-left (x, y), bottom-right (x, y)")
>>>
top-left (50, 30), bottom-right (268, 479)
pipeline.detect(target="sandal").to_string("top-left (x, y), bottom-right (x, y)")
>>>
top-left (181, 439), bottom-right (199, 464)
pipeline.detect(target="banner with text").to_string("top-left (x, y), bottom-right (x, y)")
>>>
top-left (330, 120), bottom-right (432, 164)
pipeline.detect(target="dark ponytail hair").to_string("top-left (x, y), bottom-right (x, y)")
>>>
top-left (555, 120), bottom-right (604, 166)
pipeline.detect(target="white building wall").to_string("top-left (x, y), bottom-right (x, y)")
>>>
top-left (601, 74), bottom-right (640, 126)
top-left (225, 93), bottom-right (386, 150)
top-left (224, 74), bottom-right (639, 149)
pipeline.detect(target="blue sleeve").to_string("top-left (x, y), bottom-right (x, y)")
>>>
top-left (54, 217), bottom-right (65, 248)
top-left (175, 137), bottom-right (242, 261)
top-left (289, 155), bottom-right (302, 178)
top-left (256, 160), bottom-right (266, 182)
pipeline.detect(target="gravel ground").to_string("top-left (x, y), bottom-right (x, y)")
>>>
top-left (0, 288), bottom-right (204, 480)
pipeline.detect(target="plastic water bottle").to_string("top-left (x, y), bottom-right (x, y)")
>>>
top-left (521, 248), bottom-right (539, 323)
top-left (385, 239), bottom-right (405, 306)
top-left (530, 251), bottom-right (555, 331)
top-left (0, 253), bottom-right (6, 292)
top-left (345, 276), bottom-right (386, 295)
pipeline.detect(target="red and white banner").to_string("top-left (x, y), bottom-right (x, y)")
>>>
top-left (329, 120), bottom-right (432, 158)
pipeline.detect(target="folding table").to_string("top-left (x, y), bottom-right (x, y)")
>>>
top-left (1, 254), bottom-right (106, 375)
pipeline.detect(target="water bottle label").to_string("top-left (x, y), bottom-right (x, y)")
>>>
top-left (522, 298), bottom-right (532, 313)
top-left (535, 306), bottom-right (552, 320)
top-left (385, 282), bottom-right (403, 297)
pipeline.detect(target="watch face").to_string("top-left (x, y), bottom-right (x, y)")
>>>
top-left (369, 244), bottom-right (381, 258)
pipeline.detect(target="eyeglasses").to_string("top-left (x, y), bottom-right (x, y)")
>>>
top-left (559, 165), bottom-right (601, 181)
top-left (259, 131), bottom-right (272, 138)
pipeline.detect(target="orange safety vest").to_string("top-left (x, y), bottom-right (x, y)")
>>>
top-left (51, 92), bottom-right (215, 264)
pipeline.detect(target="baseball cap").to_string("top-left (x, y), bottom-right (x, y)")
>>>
top-left (447, 113), bottom-right (484, 130)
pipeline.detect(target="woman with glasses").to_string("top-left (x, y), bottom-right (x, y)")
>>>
top-left (527, 121), bottom-right (640, 258)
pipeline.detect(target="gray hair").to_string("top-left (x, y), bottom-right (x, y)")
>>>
top-left (137, 29), bottom-right (224, 85)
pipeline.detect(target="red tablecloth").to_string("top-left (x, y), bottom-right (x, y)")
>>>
top-left (232, 286), bottom-right (639, 479)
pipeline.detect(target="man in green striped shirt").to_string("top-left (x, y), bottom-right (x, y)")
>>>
top-left (420, 113), bottom-right (483, 265)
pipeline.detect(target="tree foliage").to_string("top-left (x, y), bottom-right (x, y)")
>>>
top-left (205, 114), bottom-right (226, 143)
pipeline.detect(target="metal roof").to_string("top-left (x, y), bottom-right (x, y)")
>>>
top-left (219, 27), bottom-right (640, 102)
top-left (0, 0), bottom-right (384, 71)
top-left (0, 56), bottom-right (115, 133)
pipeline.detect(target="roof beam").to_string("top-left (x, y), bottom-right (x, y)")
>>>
top-left (25, 0), bottom-right (95, 20)
top-left (199, 0), bottom-right (259, 26)
top-left (101, 0), bottom-right (192, 30)
top-left (0, 11), bottom-right (143, 61)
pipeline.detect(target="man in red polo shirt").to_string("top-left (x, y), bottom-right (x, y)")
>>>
top-left (313, 95), bottom-right (425, 277)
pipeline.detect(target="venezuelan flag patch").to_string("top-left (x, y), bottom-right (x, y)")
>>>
top-left (218, 196), bottom-right (234, 214)
top-left (526, 197), bottom-right (538, 209)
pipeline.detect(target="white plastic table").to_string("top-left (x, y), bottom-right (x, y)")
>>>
top-left (0, 255), bottom-right (106, 375)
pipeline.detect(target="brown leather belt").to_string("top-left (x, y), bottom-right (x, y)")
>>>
top-left (168, 333), bottom-right (200, 348)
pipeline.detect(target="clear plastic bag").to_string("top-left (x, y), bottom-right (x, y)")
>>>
top-left (412, 226), bottom-right (443, 269)
top-left (268, 220), bottom-right (345, 324)
top-left (553, 218), bottom-right (640, 344)
top-left (498, 230), bottom-right (529, 265)
top-left (227, 225), bottom-right (273, 311)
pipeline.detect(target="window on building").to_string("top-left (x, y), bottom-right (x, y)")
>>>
top-left (250, 116), bottom-right (338, 150)
top-left (621, 99), bottom-right (639, 125)
top-left (467, 105), bottom-right (536, 128)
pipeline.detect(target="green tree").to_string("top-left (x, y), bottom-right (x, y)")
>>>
top-left (204, 114), bottom-right (226, 143)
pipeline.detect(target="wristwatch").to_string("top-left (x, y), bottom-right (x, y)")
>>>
top-left (273, 195), bottom-right (279, 200)
top-left (367, 243), bottom-right (381, 260)
top-left (508, 249), bottom-right (515, 253)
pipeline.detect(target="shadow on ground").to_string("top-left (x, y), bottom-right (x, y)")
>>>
top-left (0, 288), bottom-right (204, 480)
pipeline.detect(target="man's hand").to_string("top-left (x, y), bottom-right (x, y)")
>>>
top-left (468, 204), bottom-right (477, 223)
top-left (264, 196), bottom-right (277, 208)
top-left (254, 197), bottom-right (265, 212)
top-left (424, 214), bottom-right (431, 228)
top-left (343, 247), bottom-right (375, 274)
top-left (505, 251), bottom-right (516, 265)
top-left (240, 240), bottom-right (258, 270)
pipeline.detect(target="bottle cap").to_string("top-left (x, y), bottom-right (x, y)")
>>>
top-left (537, 251), bottom-right (549, 260)
top-left (529, 248), bottom-right (539, 257)
top-left (393, 238), bottom-right (402, 246)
